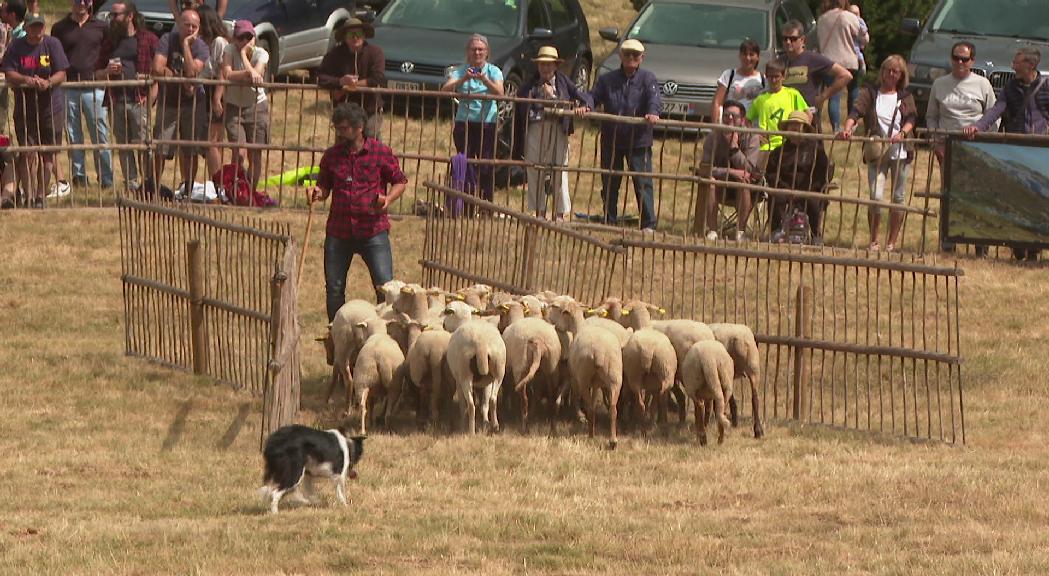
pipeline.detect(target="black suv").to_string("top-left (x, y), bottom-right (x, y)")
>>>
top-left (97, 0), bottom-right (361, 78)
top-left (374, 0), bottom-right (594, 98)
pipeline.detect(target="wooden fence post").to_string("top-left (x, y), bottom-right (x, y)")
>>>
top-left (187, 240), bottom-right (206, 375)
top-left (519, 225), bottom-right (538, 293)
top-left (792, 283), bottom-right (812, 421)
top-left (262, 269), bottom-right (288, 447)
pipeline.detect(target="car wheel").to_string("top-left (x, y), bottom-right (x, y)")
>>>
top-left (498, 71), bottom-right (521, 124)
top-left (256, 35), bottom-right (279, 80)
top-left (572, 56), bottom-right (591, 91)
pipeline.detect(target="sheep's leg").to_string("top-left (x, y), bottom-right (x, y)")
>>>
top-left (672, 380), bottom-right (688, 424)
top-left (459, 378), bottom-right (476, 434)
top-left (585, 384), bottom-right (597, 439)
top-left (748, 372), bottom-right (764, 439)
top-left (325, 366), bottom-right (343, 405)
top-left (358, 388), bottom-right (369, 437)
top-left (519, 381), bottom-right (531, 435)
top-left (656, 389), bottom-right (669, 437)
top-left (416, 377), bottom-right (430, 431)
top-left (695, 394), bottom-right (708, 446)
top-left (713, 388), bottom-right (730, 445)
top-left (608, 383), bottom-right (620, 450)
top-left (384, 364), bottom-right (406, 431)
top-left (479, 383), bottom-right (494, 434)
top-left (490, 376), bottom-right (503, 434)
top-left (429, 362), bottom-right (444, 432)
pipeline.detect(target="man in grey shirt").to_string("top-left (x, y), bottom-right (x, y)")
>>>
top-left (928, 41), bottom-right (996, 254)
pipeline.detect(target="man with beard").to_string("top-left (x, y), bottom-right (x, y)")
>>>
top-left (95, 1), bottom-right (157, 193)
top-left (317, 18), bottom-right (385, 140)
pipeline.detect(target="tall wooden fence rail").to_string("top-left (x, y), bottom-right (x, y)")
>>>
top-left (420, 184), bottom-right (965, 444)
top-left (12, 79), bottom-right (947, 254)
top-left (116, 197), bottom-right (301, 446)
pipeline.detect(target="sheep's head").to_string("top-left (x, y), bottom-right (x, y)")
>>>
top-left (356, 317), bottom-right (389, 340)
top-left (497, 301), bottom-right (526, 331)
top-left (379, 279), bottom-right (406, 305)
top-left (442, 300), bottom-right (477, 332)
top-left (315, 327), bottom-right (334, 366)
top-left (394, 284), bottom-right (429, 320)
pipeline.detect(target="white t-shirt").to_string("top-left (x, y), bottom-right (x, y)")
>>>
top-left (717, 67), bottom-right (765, 111)
top-left (927, 73), bottom-right (997, 131)
top-left (205, 36), bottom-right (229, 80)
top-left (875, 92), bottom-right (906, 160)
top-left (222, 43), bottom-right (269, 107)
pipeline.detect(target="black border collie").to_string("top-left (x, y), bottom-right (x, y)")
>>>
top-left (258, 425), bottom-right (366, 514)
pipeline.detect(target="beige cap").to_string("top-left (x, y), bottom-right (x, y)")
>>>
top-left (779, 110), bottom-right (815, 133)
top-left (620, 39), bottom-right (645, 53)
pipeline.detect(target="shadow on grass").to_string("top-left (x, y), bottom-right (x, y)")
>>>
top-left (217, 402), bottom-right (253, 450)
top-left (161, 398), bottom-right (193, 452)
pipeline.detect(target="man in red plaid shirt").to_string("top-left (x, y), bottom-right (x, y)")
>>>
top-left (313, 102), bottom-right (407, 321)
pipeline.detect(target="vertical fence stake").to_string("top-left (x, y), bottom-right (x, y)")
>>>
top-left (263, 269), bottom-right (289, 448)
top-left (792, 283), bottom-right (812, 421)
top-left (519, 224), bottom-right (538, 293)
top-left (187, 239), bottom-right (206, 375)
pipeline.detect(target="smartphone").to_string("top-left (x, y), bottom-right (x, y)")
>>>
top-left (468, 67), bottom-right (481, 75)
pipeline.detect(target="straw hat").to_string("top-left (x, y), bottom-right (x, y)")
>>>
top-left (779, 110), bottom-right (815, 133)
top-left (620, 39), bottom-right (645, 53)
top-left (533, 46), bottom-right (562, 63)
top-left (340, 17), bottom-right (375, 39)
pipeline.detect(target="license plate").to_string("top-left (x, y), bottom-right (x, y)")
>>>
top-left (389, 80), bottom-right (421, 91)
top-left (661, 101), bottom-right (694, 116)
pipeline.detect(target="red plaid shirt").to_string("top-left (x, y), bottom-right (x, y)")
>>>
top-left (320, 137), bottom-right (408, 240)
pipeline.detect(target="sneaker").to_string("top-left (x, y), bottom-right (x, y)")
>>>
top-left (641, 226), bottom-right (656, 235)
top-left (705, 230), bottom-right (718, 241)
top-left (47, 180), bottom-right (71, 198)
top-left (0, 198), bottom-right (14, 210)
top-left (734, 230), bottom-right (746, 242)
top-left (771, 228), bottom-right (786, 243)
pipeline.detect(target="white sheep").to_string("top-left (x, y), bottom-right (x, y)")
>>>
top-left (709, 323), bottom-right (764, 438)
top-left (322, 299), bottom-right (379, 404)
top-left (393, 283), bottom-right (432, 321)
top-left (349, 318), bottom-right (405, 436)
top-left (375, 279), bottom-right (407, 316)
top-left (446, 317), bottom-right (507, 434)
top-left (681, 340), bottom-right (734, 446)
top-left (569, 325), bottom-right (624, 449)
top-left (403, 319), bottom-right (454, 430)
top-left (622, 328), bottom-right (677, 429)
top-left (650, 318), bottom-right (716, 422)
top-left (502, 314), bottom-right (562, 434)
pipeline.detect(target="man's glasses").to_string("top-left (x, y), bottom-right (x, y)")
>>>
top-left (108, 10), bottom-right (126, 18)
top-left (621, 50), bottom-right (642, 58)
top-left (346, 30), bottom-right (365, 39)
top-left (722, 112), bottom-right (741, 121)
top-left (782, 35), bottom-right (801, 42)
top-left (951, 54), bottom-right (972, 63)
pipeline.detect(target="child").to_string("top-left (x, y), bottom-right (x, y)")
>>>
top-left (747, 59), bottom-right (810, 151)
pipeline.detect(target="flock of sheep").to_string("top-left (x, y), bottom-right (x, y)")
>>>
top-left (320, 281), bottom-right (765, 449)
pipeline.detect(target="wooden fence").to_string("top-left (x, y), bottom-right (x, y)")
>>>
top-left (421, 181), bottom-right (965, 444)
top-left (116, 197), bottom-right (301, 447)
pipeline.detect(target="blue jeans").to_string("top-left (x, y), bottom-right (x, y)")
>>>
top-left (600, 145), bottom-right (657, 229)
top-left (66, 87), bottom-right (114, 186)
top-left (324, 231), bottom-right (394, 321)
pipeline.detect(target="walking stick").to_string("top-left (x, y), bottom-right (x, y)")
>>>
top-left (296, 187), bottom-right (316, 291)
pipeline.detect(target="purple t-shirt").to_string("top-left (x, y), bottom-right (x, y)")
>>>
top-left (1, 36), bottom-right (69, 117)
top-left (156, 30), bottom-right (210, 105)
top-left (780, 50), bottom-right (834, 106)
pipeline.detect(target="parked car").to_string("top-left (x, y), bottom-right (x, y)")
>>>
top-left (96, 0), bottom-right (362, 78)
top-left (595, 0), bottom-right (817, 121)
top-left (374, 0), bottom-right (594, 101)
top-left (901, 0), bottom-right (1049, 121)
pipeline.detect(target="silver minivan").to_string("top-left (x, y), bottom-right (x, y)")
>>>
top-left (902, 0), bottom-right (1049, 119)
top-left (595, 0), bottom-right (816, 120)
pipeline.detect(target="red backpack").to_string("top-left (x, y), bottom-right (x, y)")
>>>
top-left (213, 164), bottom-right (277, 207)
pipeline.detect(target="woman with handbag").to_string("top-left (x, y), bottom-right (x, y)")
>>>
top-left (838, 55), bottom-right (916, 252)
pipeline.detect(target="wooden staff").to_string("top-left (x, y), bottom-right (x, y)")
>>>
top-left (296, 188), bottom-right (316, 290)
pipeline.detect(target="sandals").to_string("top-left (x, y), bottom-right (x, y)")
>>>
top-left (868, 240), bottom-right (880, 252)
top-left (885, 243), bottom-right (896, 253)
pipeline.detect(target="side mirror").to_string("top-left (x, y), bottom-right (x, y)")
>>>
top-left (529, 27), bottom-right (554, 39)
top-left (353, 9), bottom-right (377, 22)
top-left (900, 18), bottom-right (922, 35)
top-left (598, 27), bottom-right (620, 42)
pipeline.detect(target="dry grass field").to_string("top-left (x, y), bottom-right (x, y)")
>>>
top-left (2, 2), bottom-right (1046, 574)
top-left (2, 203), bottom-right (1049, 575)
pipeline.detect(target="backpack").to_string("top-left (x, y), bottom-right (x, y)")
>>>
top-left (213, 163), bottom-right (277, 207)
top-left (781, 206), bottom-right (811, 245)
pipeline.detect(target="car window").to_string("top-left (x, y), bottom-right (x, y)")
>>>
top-left (930, 0), bottom-right (1049, 40)
top-left (781, 0), bottom-right (812, 32)
top-left (379, 0), bottom-right (521, 37)
top-left (527, 0), bottom-right (550, 32)
top-left (546, 0), bottom-right (575, 30)
top-left (628, 3), bottom-right (768, 49)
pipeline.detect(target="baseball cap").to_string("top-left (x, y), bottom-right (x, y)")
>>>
top-left (620, 39), bottom-right (645, 53)
top-left (25, 12), bottom-right (45, 27)
top-left (233, 20), bottom-right (255, 38)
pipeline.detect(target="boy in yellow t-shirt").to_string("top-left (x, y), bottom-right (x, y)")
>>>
top-left (747, 60), bottom-right (810, 151)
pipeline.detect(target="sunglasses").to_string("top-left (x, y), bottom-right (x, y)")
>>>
top-left (782, 35), bottom-right (802, 42)
top-left (346, 30), bottom-right (365, 39)
top-left (107, 10), bottom-right (126, 17)
top-left (621, 50), bottom-right (642, 58)
top-left (722, 111), bottom-right (741, 120)
top-left (951, 54), bottom-right (972, 63)
top-left (236, 33), bottom-right (253, 41)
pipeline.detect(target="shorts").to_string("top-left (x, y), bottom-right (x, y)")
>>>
top-left (154, 99), bottom-right (208, 158)
top-left (112, 99), bottom-right (148, 145)
top-left (14, 109), bottom-right (64, 149)
top-left (224, 100), bottom-right (270, 146)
